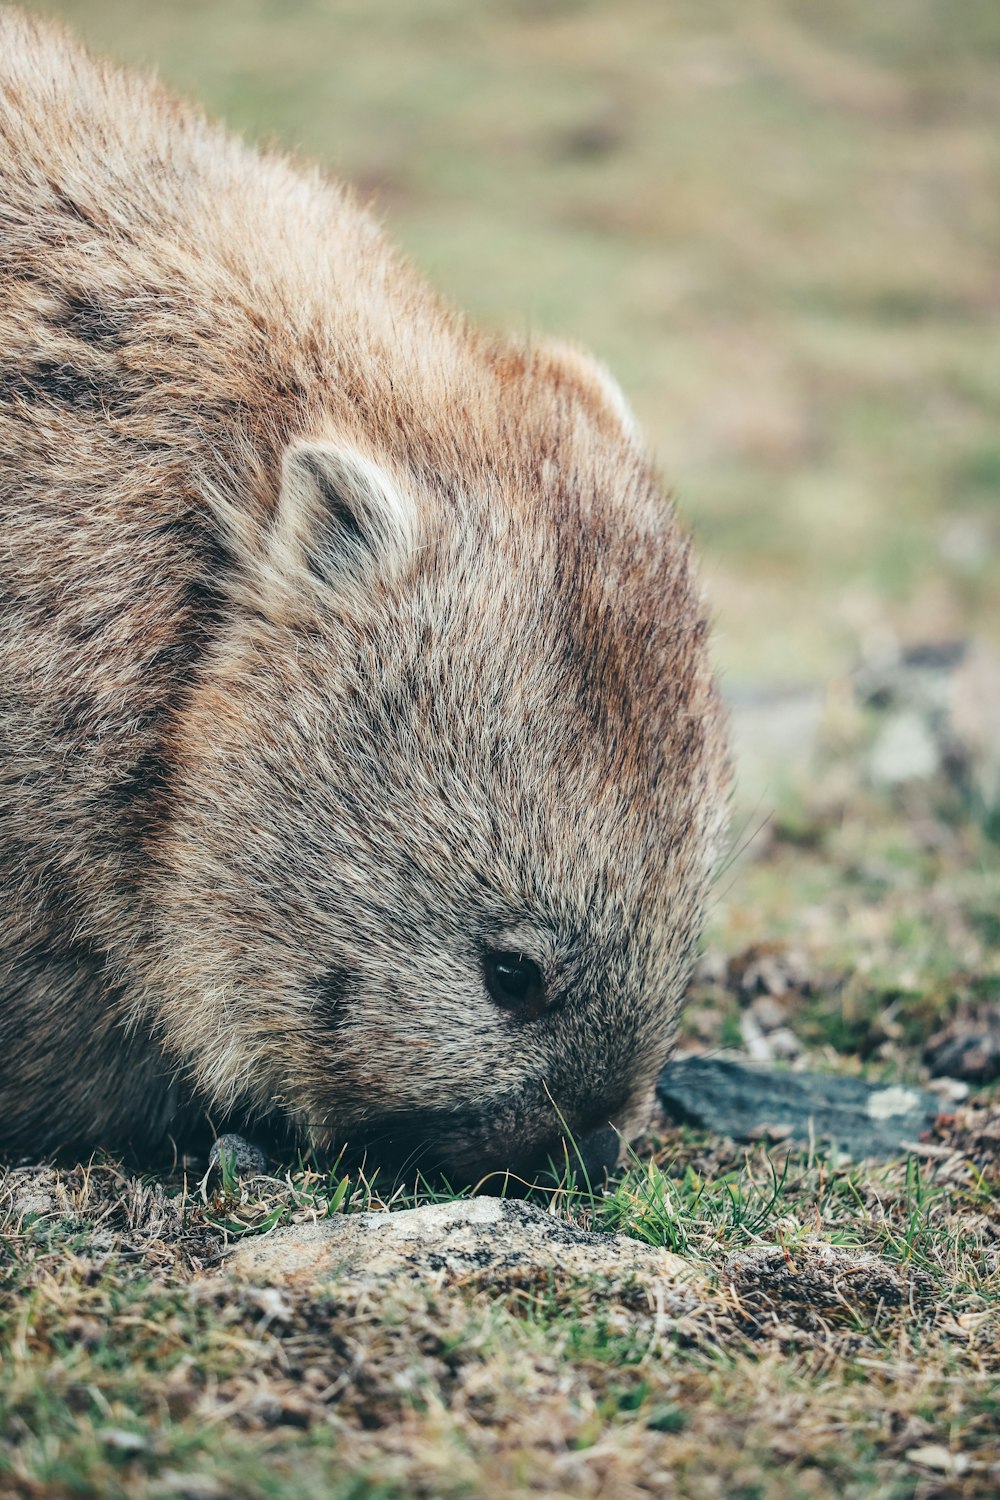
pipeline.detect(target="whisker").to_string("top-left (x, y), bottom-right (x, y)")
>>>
top-left (390, 1140), bottom-right (433, 1195)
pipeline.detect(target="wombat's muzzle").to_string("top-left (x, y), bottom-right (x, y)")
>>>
top-left (332, 1109), bottom-right (624, 1192)
top-left (470, 1121), bottom-right (623, 1194)
top-left (574, 1124), bottom-right (622, 1181)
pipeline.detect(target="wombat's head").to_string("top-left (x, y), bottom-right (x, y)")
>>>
top-left (149, 346), bottom-right (728, 1186)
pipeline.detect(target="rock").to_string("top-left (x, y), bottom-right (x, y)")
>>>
top-left (203, 1128), bottom-right (268, 1188)
top-left (750, 995), bottom-right (791, 1033)
top-left (868, 709), bottom-right (940, 787)
top-left (206, 1134), bottom-right (270, 1181)
top-left (11, 1188), bottom-right (57, 1218)
top-left (857, 639), bottom-right (1000, 812)
top-left (924, 1075), bottom-right (971, 1105)
top-left (226, 1197), bottom-right (698, 1304)
top-left (657, 1057), bottom-right (942, 1161)
top-left (8, 1167), bottom-right (59, 1219)
top-left (767, 1027), bottom-right (803, 1062)
top-left (925, 1015), bottom-right (1000, 1085)
top-left (739, 1008), bottom-right (802, 1063)
top-left (739, 1009), bottom-right (773, 1063)
top-left (97, 1429), bottom-right (150, 1454)
top-left (906, 1445), bottom-right (969, 1477)
top-left (722, 639), bottom-right (1000, 823)
top-left (855, 639), bottom-right (966, 716)
top-left (727, 943), bottom-right (814, 1000)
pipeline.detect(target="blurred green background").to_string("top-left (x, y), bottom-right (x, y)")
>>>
top-left (20, 0), bottom-right (1000, 684)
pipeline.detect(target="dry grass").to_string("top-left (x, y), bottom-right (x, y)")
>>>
top-left (2, 1087), bottom-right (999, 1498)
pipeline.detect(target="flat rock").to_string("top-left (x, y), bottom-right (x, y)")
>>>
top-left (657, 1056), bottom-right (942, 1160)
top-left (858, 639), bottom-right (1000, 809)
top-left (724, 683), bottom-right (825, 813)
top-left (226, 1196), bottom-right (697, 1299)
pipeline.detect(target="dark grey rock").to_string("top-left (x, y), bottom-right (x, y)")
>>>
top-left (657, 1057), bottom-right (942, 1161)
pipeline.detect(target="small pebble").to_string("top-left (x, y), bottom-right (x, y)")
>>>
top-left (906, 1444), bottom-right (968, 1476)
top-left (207, 1133), bottom-right (269, 1179)
top-left (767, 1026), bottom-right (803, 1061)
top-left (924, 1076), bottom-right (970, 1105)
top-left (750, 995), bottom-right (790, 1033)
top-left (98, 1428), bottom-right (149, 1454)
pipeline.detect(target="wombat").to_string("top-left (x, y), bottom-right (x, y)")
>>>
top-left (0, 10), bottom-right (728, 1183)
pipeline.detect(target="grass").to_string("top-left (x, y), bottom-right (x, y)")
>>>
top-left (7, 774), bottom-right (976, 1498)
top-left (3, 1089), bottom-right (999, 1498)
top-left (3, 823), bottom-right (999, 1500)
top-left (3, 1), bottom-right (1000, 1494)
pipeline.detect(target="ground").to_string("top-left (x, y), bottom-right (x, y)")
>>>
top-left (2, 2), bottom-right (999, 1497)
top-left (3, 778), bottom-right (999, 1498)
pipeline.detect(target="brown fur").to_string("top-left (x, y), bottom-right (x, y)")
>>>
top-left (0, 8), bottom-right (728, 1180)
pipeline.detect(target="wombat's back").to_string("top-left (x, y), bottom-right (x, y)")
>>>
top-left (0, 9), bottom-right (449, 1148)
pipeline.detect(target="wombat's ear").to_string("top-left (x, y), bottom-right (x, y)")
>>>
top-left (537, 339), bottom-right (641, 444)
top-left (271, 440), bottom-right (417, 591)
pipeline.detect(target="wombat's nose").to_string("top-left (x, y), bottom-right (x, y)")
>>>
top-left (576, 1123), bottom-right (621, 1182)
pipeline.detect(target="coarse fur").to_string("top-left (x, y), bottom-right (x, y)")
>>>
top-left (0, 9), bottom-right (729, 1181)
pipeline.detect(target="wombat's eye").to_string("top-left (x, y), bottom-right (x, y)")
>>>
top-left (484, 951), bottom-right (547, 1019)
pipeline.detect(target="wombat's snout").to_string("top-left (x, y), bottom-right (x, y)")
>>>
top-left (336, 1104), bottom-right (625, 1193)
top-left (575, 1124), bottom-right (622, 1182)
top-left (491, 1121), bottom-right (622, 1195)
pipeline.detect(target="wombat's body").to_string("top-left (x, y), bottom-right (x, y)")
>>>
top-left (0, 10), bottom-right (727, 1179)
